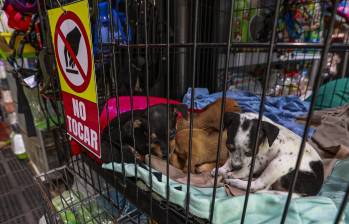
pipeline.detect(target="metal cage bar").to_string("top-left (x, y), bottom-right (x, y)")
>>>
top-left (34, 0), bottom-right (349, 223)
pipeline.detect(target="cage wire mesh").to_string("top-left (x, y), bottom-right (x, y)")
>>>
top-left (34, 0), bottom-right (349, 223)
top-left (35, 159), bottom-right (149, 224)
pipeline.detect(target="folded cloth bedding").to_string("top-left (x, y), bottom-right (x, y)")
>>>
top-left (183, 88), bottom-right (314, 137)
top-left (307, 104), bottom-right (349, 153)
top-left (144, 155), bottom-right (245, 196)
top-left (319, 158), bottom-right (349, 224)
top-left (102, 160), bottom-right (340, 224)
top-left (144, 151), bottom-right (341, 194)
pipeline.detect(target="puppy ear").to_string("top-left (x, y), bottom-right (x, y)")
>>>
top-left (261, 121), bottom-right (279, 147)
top-left (224, 112), bottom-right (240, 129)
top-left (173, 104), bottom-right (188, 119)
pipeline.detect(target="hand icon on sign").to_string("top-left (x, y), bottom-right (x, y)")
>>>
top-left (64, 27), bottom-right (81, 75)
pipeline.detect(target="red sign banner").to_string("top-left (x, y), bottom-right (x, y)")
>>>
top-left (62, 92), bottom-right (100, 157)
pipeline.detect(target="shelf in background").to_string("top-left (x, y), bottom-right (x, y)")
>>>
top-left (218, 51), bottom-right (321, 69)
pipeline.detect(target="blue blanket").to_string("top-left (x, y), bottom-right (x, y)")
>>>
top-left (182, 88), bottom-right (314, 138)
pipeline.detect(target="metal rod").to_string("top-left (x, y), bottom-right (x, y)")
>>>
top-left (166, 0), bottom-right (171, 223)
top-left (143, 0), bottom-right (153, 218)
top-left (108, 0), bottom-right (126, 183)
top-left (240, 1), bottom-right (282, 223)
top-left (103, 42), bottom-right (349, 50)
top-left (185, 0), bottom-right (199, 222)
top-left (209, 0), bottom-right (235, 222)
top-left (175, 0), bottom-right (189, 97)
top-left (280, 1), bottom-right (339, 223)
top-left (124, 0), bottom-right (139, 206)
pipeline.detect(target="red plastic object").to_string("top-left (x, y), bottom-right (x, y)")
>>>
top-left (99, 96), bottom-right (182, 132)
top-left (70, 139), bottom-right (82, 156)
top-left (3, 3), bottom-right (32, 31)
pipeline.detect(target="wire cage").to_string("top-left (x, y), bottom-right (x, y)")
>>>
top-left (34, 0), bottom-right (349, 223)
top-left (35, 160), bottom-right (150, 224)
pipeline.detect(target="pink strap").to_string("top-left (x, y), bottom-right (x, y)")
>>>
top-left (99, 96), bottom-right (181, 132)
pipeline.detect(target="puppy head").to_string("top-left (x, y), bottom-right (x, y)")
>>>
top-left (130, 103), bottom-right (188, 159)
top-left (148, 103), bottom-right (188, 133)
top-left (224, 112), bottom-right (279, 170)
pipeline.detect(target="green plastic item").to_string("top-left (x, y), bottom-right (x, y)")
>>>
top-left (16, 152), bottom-right (28, 160)
top-left (231, 0), bottom-right (257, 42)
top-left (52, 191), bottom-right (80, 224)
top-left (52, 191), bottom-right (113, 224)
top-left (22, 86), bottom-right (64, 131)
top-left (306, 78), bottom-right (349, 110)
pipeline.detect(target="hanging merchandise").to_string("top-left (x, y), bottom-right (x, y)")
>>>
top-left (231, 0), bottom-right (257, 42)
top-left (2, 0), bottom-right (37, 32)
top-left (14, 75), bottom-right (37, 136)
top-left (231, 0), bottom-right (278, 42)
top-left (93, 0), bottom-right (133, 55)
top-left (337, 0), bottom-right (349, 22)
top-left (0, 11), bottom-right (13, 32)
top-left (278, 1), bottom-right (322, 43)
top-left (1, 0), bottom-right (41, 61)
top-left (8, 14), bottom-right (42, 58)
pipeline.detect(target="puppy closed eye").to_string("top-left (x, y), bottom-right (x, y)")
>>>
top-left (226, 144), bottom-right (236, 152)
top-left (244, 151), bottom-right (252, 157)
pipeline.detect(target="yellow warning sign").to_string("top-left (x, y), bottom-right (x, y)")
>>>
top-left (48, 0), bottom-right (101, 159)
top-left (48, 0), bottom-right (97, 103)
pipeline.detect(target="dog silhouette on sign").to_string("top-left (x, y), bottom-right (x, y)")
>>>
top-left (64, 27), bottom-right (81, 74)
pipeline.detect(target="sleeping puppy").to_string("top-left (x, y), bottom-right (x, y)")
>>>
top-left (170, 129), bottom-right (229, 174)
top-left (213, 112), bottom-right (324, 196)
top-left (122, 103), bottom-right (188, 159)
top-left (102, 103), bottom-right (187, 162)
top-left (169, 98), bottom-right (239, 173)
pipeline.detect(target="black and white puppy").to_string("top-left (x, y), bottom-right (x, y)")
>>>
top-left (212, 112), bottom-right (324, 196)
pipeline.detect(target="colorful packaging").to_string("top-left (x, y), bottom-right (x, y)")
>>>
top-left (278, 1), bottom-right (322, 43)
top-left (231, 0), bottom-right (257, 42)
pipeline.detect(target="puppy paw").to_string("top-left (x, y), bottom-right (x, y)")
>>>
top-left (224, 172), bottom-right (237, 179)
top-left (211, 167), bottom-right (227, 177)
top-left (224, 178), bottom-right (248, 190)
top-left (224, 172), bottom-right (248, 180)
top-left (210, 168), bottom-right (217, 177)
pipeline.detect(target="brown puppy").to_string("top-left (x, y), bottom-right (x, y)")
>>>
top-left (170, 98), bottom-right (240, 173)
top-left (169, 129), bottom-right (229, 174)
top-left (177, 98), bottom-right (241, 133)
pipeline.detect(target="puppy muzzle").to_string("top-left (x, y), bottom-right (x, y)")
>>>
top-left (231, 163), bottom-right (242, 171)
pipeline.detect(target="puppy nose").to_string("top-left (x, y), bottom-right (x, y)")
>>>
top-left (231, 164), bottom-right (242, 171)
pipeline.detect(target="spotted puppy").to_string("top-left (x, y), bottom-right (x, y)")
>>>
top-left (212, 112), bottom-right (324, 196)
